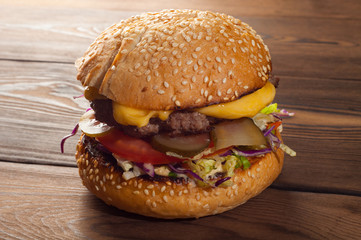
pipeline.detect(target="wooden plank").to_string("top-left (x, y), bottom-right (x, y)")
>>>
top-left (2, 0), bottom-right (361, 19)
top-left (1, 60), bottom-right (361, 194)
top-left (1, 6), bottom-right (361, 80)
top-left (0, 161), bottom-right (360, 239)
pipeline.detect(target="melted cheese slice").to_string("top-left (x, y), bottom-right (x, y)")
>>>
top-left (113, 81), bottom-right (275, 127)
top-left (113, 103), bottom-right (172, 127)
top-left (196, 81), bottom-right (275, 118)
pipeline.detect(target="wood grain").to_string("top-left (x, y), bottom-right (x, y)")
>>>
top-left (1, 4), bottom-right (361, 80)
top-left (1, 161), bottom-right (360, 240)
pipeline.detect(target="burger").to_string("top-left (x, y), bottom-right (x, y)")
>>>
top-left (62, 9), bottom-right (296, 219)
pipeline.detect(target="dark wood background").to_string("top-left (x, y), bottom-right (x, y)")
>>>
top-left (1, 0), bottom-right (360, 239)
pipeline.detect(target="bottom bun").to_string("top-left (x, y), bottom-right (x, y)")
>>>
top-left (75, 133), bottom-right (284, 219)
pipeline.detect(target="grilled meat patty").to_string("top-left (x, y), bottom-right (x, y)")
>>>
top-left (90, 99), bottom-right (221, 138)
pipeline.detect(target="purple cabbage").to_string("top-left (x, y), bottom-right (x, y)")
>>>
top-left (135, 162), bottom-right (155, 178)
top-left (263, 125), bottom-right (275, 137)
top-left (215, 177), bottom-right (231, 187)
top-left (168, 164), bottom-right (204, 181)
top-left (60, 123), bottom-right (79, 153)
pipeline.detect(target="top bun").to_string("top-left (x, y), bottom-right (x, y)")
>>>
top-left (76, 9), bottom-right (272, 110)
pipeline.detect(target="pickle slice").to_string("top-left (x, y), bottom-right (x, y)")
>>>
top-left (212, 118), bottom-right (267, 151)
top-left (151, 133), bottom-right (211, 158)
top-left (79, 109), bottom-right (113, 137)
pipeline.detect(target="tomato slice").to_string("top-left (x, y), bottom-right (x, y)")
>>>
top-left (96, 129), bottom-right (184, 164)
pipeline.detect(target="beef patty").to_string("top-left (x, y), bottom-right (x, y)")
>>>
top-left (90, 99), bottom-right (221, 138)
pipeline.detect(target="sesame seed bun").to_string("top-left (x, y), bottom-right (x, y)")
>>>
top-left (76, 9), bottom-right (272, 110)
top-left (75, 132), bottom-right (284, 219)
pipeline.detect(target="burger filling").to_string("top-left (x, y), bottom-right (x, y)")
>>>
top-left (62, 81), bottom-right (295, 187)
top-left (63, 96), bottom-right (296, 187)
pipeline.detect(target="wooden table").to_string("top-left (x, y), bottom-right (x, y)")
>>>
top-left (1, 0), bottom-right (360, 239)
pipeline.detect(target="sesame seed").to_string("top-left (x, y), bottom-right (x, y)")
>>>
top-left (195, 47), bottom-right (201, 52)
top-left (252, 39), bottom-right (256, 46)
top-left (241, 47), bottom-right (245, 53)
top-left (172, 42), bottom-right (179, 47)
top-left (195, 98), bottom-right (201, 104)
top-left (163, 196), bottom-right (168, 202)
top-left (161, 186), bottom-right (166, 192)
top-left (170, 190), bottom-right (174, 196)
top-left (175, 100), bottom-right (181, 106)
top-left (192, 76), bottom-right (196, 82)
top-left (133, 190), bottom-right (140, 195)
top-left (185, 36), bottom-right (191, 42)
top-left (146, 75), bottom-right (151, 82)
top-left (226, 42), bottom-right (231, 46)
top-left (204, 90), bottom-right (208, 97)
top-left (222, 78), bottom-right (227, 84)
top-left (213, 47), bottom-right (218, 53)
top-left (144, 189), bottom-right (149, 195)
top-left (173, 69), bottom-right (179, 75)
top-left (233, 47), bottom-right (237, 53)
top-left (157, 90), bottom-right (165, 95)
top-left (152, 190), bottom-right (155, 197)
top-left (206, 56), bottom-right (211, 62)
top-left (204, 76), bottom-right (209, 83)
top-left (217, 66), bottom-right (222, 73)
top-left (206, 36), bottom-right (211, 41)
top-left (187, 60), bottom-right (193, 65)
top-left (152, 202), bottom-right (157, 208)
top-left (208, 95), bottom-right (213, 101)
top-left (227, 88), bottom-right (232, 94)
top-left (217, 90), bottom-right (221, 96)
top-left (192, 53), bottom-right (197, 59)
top-left (161, 56), bottom-right (167, 61)
top-left (244, 85), bottom-right (249, 89)
top-left (193, 64), bottom-right (198, 71)
top-left (121, 49), bottom-right (128, 54)
top-left (216, 57), bottom-right (221, 63)
top-left (111, 65), bottom-right (115, 70)
top-left (116, 185), bottom-right (121, 189)
top-left (163, 81), bottom-right (169, 88)
top-left (203, 204), bottom-right (209, 209)
top-left (147, 184), bottom-right (154, 189)
top-left (196, 194), bottom-right (200, 201)
top-left (231, 58), bottom-right (235, 64)
top-left (197, 59), bottom-right (203, 66)
top-left (181, 80), bottom-right (188, 85)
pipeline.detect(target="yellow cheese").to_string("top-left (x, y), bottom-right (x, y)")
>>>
top-left (112, 81), bottom-right (275, 127)
top-left (196, 81), bottom-right (275, 119)
top-left (113, 103), bottom-right (172, 127)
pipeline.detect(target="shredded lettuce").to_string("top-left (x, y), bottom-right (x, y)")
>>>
top-left (260, 103), bottom-right (279, 114)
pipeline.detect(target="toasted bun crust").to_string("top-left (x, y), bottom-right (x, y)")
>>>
top-left (76, 9), bottom-right (272, 110)
top-left (75, 133), bottom-right (284, 219)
